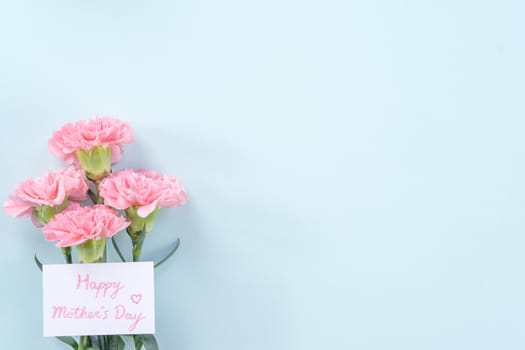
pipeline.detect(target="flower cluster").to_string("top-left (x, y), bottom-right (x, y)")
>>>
top-left (3, 116), bottom-right (187, 349)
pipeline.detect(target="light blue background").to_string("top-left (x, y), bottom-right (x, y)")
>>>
top-left (0, 0), bottom-right (524, 349)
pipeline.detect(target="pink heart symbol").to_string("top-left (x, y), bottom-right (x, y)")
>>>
top-left (131, 294), bottom-right (142, 304)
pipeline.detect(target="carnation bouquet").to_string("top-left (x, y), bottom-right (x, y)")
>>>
top-left (4, 117), bottom-right (187, 349)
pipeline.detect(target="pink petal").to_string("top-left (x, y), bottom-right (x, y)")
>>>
top-left (3, 198), bottom-right (33, 218)
top-left (137, 200), bottom-right (158, 218)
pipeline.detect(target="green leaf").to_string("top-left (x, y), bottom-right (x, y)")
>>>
top-left (108, 335), bottom-right (124, 350)
top-left (56, 336), bottom-right (78, 349)
top-left (137, 334), bottom-right (159, 350)
top-left (88, 336), bottom-right (98, 349)
top-left (134, 335), bottom-right (143, 350)
top-left (106, 335), bottom-right (115, 350)
top-left (112, 236), bottom-right (127, 262)
top-left (119, 335), bottom-right (135, 350)
top-left (34, 254), bottom-right (43, 272)
top-left (154, 238), bottom-right (181, 268)
top-left (95, 335), bottom-right (104, 350)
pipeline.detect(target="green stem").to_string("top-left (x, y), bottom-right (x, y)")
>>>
top-left (133, 231), bottom-right (145, 262)
top-left (95, 180), bottom-right (104, 204)
top-left (128, 228), bottom-right (146, 262)
top-left (78, 336), bottom-right (89, 350)
top-left (87, 189), bottom-right (98, 205)
top-left (61, 247), bottom-right (72, 264)
top-left (134, 335), bottom-right (143, 350)
top-left (98, 335), bottom-right (104, 350)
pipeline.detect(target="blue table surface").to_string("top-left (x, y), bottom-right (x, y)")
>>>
top-left (0, 1), bottom-right (523, 349)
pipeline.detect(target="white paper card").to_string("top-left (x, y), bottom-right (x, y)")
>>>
top-left (43, 262), bottom-right (155, 336)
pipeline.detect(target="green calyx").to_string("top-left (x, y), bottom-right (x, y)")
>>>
top-left (125, 206), bottom-right (160, 261)
top-left (76, 238), bottom-right (106, 263)
top-left (125, 206), bottom-right (161, 235)
top-left (34, 199), bottom-right (69, 225)
top-left (76, 145), bottom-right (112, 181)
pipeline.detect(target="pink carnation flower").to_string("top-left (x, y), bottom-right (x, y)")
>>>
top-left (3, 167), bottom-right (89, 218)
top-left (55, 167), bottom-right (90, 201)
top-left (48, 116), bottom-right (134, 164)
top-left (99, 169), bottom-right (188, 218)
top-left (43, 204), bottom-right (130, 247)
